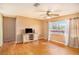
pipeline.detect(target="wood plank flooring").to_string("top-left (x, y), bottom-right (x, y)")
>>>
top-left (0, 40), bottom-right (79, 55)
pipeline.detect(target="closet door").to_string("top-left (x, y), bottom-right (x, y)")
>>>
top-left (3, 17), bottom-right (16, 43)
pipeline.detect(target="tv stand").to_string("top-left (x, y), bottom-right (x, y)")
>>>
top-left (23, 33), bottom-right (39, 43)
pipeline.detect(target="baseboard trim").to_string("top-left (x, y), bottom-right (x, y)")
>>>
top-left (49, 40), bottom-right (66, 47)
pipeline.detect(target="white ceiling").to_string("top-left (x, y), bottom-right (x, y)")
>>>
top-left (0, 3), bottom-right (79, 20)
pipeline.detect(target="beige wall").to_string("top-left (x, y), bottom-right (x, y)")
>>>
top-left (0, 13), bottom-right (3, 47)
top-left (16, 16), bottom-right (44, 43)
top-left (42, 21), bottom-right (48, 40)
top-left (43, 13), bottom-right (79, 40)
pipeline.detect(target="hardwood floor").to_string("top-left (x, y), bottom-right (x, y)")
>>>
top-left (0, 40), bottom-right (79, 55)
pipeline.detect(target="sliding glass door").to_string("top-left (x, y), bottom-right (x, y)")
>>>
top-left (48, 20), bottom-right (69, 45)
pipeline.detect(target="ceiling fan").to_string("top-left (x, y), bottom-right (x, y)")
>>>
top-left (37, 9), bottom-right (60, 19)
top-left (45, 10), bottom-right (59, 16)
top-left (33, 3), bottom-right (60, 18)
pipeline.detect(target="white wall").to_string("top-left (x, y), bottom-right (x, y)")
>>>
top-left (0, 14), bottom-right (3, 47)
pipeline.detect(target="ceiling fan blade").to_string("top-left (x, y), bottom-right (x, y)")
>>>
top-left (48, 14), bottom-right (59, 16)
top-left (36, 10), bottom-right (47, 12)
top-left (39, 14), bottom-right (48, 18)
top-left (39, 14), bottom-right (46, 16)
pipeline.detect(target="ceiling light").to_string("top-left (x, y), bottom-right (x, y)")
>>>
top-left (46, 16), bottom-right (51, 19)
top-left (33, 3), bottom-right (40, 7)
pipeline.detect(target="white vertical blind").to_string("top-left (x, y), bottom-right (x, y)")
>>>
top-left (69, 17), bottom-right (79, 48)
top-left (0, 14), bottom-right (3, 47)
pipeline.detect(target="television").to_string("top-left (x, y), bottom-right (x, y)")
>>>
top-left (25, 28), bottom-right (33, 33)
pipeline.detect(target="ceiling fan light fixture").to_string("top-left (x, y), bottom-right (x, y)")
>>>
top-left (46, 16), bottom-right (51, 19)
